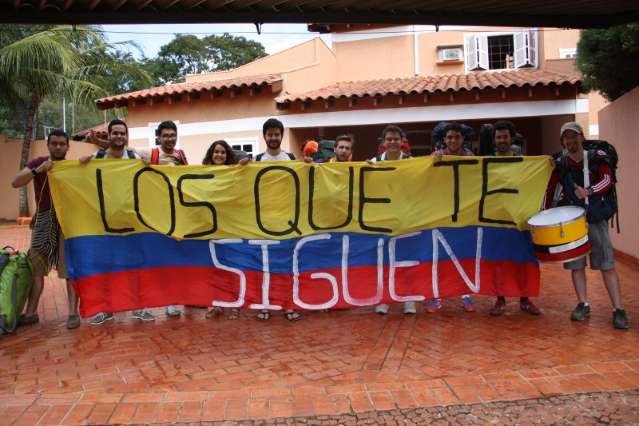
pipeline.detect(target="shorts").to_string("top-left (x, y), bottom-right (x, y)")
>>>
top-left (28, 232), bottom-right (67, 279)
top-left (564, 220), bottom-right (615, 271)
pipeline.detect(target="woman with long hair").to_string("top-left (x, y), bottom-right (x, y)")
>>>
top-left (202, 140), bottom-right (237, 165)
top-left (202, 140), bottom-right (240, 320)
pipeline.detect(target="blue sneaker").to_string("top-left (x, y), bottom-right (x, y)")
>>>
top-left (424, 298), bottom-right (442, 313)
top-left (462, 295), bottom-right (476, 312)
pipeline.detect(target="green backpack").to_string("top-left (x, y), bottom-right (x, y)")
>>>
top-left (0, 247), bottom-right (32, 334)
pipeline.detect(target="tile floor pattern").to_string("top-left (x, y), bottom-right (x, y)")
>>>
top-left (1, 225), bottom-right (638, 425)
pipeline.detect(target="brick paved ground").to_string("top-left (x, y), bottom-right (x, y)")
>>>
top-left (1, 225), bottom-right (639, 425)
top-left (130, 389), bottom-right (639, 425)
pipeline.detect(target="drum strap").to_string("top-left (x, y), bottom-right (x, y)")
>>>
top-left (583, 150), bottom-right (589, 206)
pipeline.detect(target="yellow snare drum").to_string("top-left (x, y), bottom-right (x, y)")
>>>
top-left (527, 206), bottom-right (591, 263)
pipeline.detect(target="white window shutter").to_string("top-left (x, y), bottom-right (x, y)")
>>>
top-left (514, 31), bottom-right (527, 68)
top-left (478, 35), bottom-right (489, 70)
top-left (528, 29), bottom-right (538, 67)
top-left (464, 34), bottom-right (478, 71)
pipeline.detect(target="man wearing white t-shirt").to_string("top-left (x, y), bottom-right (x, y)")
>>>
top-left (243, 118), bottom-right (301, 322)
top-left (250, 118), bottom-right (296, 162)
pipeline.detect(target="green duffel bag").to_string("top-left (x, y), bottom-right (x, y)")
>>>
top-left (0, 246), bottom-right (32, 334)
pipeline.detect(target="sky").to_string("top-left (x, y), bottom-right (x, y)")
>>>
top-left (101, 23), bottom-right (331, 58)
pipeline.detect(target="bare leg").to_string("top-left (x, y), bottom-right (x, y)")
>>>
top-left (66, 280), bottom-right (79, 315)
top-left (571, 268), bottom-right (588, 303)
top-left (25, 276), bottom-right (45, 316)
top-left (601, 269), bottom-right (623, 310)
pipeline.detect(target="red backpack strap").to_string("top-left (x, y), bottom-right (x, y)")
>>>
top-left (150, 147), bottom-right (160, 165)
top-left (176, 149), bottom-right (188, 165)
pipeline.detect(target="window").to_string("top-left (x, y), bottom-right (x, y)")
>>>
top-left (465, 30), bottom-right (538, 72)
top-left (437, 46), bottom-right (463, 62)
top-left (487, 35), bottom-right (514, 70)
top-left (559, 48), bottom-right (577, 59)
top-left (227, 137), bottom-right (258, 159)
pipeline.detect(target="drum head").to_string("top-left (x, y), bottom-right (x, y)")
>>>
top-left (528, 206), bottom-right (585, 227)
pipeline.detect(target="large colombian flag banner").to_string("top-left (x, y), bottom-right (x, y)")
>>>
top-left (49, 156), bottom-right (553, 317)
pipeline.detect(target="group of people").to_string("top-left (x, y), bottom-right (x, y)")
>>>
top-left (10, 116), bottom-right (629, 330)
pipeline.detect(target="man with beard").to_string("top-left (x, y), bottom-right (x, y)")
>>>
top-left (489, 121), bottom-right (541, 317)
top-left (253, 118), bottom-right (296, 162)
top-left (545, 122), bottom-right (628, 329)
top-left (329, 135), bottom-right (354, 163)
top-left (12, 129), bottom-right (81, 329)
top-left (80, 119), bottom-right (155, 325)
top-left (244, 118), bottom-right (300, 322)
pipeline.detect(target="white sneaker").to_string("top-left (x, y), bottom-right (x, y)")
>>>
top-left (166, 305), bottom-right (182, 317)
top-left (403, 301), bottom-right (417, 315)
top-left (375, 304), bottom-right (390, 315)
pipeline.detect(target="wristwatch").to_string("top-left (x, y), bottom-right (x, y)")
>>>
top-left (30, 168), bottom-right (38, 176)
top-left (585, 187), bottom-right (593, 196)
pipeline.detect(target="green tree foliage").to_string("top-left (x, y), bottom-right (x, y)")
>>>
top-left (0, 25), bottom-right (151, 216)
top-left (149, 33), bottom-right (267, 84)
top-left (577, 23), bottom-right (639, 101)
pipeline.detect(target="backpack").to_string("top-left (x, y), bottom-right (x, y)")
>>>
top-left (0, 247), bottom-right (32, 334)
top-left (315, 139), bottom-right (336, 162)
top-left (95, 149), bottom-right (136, 159)
top-left (255, 152), bottom-right (296, 161)
top-left (555, 140), bottom-right (620, 230)
top-left (584, 140), bottom-right (620, 231)
top-left (150, 147), bottom-right (188, 165)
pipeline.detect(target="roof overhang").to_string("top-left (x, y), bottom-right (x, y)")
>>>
top-left (4, 1), bottom-right (639, 28)
top-left (96, 74), bottom-right (282, 110)
top-left (276, 70), bottom-right (582, 110)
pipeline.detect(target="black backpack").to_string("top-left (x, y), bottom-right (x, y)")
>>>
top-left (584, 140), bottom-right (620, 232)
top-left (554, 139), bottom-right (620, 231)
top-left (95, 149), bottom-right (136, 159)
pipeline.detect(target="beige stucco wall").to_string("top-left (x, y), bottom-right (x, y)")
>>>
top-left (185, 38), bottom-right (335, 85)
top-left (282, 40), bottom-right (338, 94)
top-left (126, 90), bottom-right (278, 129)
top-left (0, 136), bottom-right (97, 220)
top-left (540, 114), bottom-right (575, 155)
top-left (588, 91), bottom-right (608, 137)
top-left (334, 35), bottom-right (415, 81)
top-left (598, 86), bottom-right (639, 259)
top-left (540, 28), bottom-right (580, 62)
top-left (418, 31), bottom-right (465, 76)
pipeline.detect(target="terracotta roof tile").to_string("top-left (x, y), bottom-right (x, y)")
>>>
top-left (276, 69), bottom-right (580, 104)
top-left (96, 74), bottom-right (283, 110)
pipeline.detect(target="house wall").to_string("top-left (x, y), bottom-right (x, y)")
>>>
top-left (333, 34), bottom-right (415, 81)
top-left (540, 114), bottom-right (575, 155)
top-left (185, 38), bottom-right (328, 82)
top-left (282, 41), bottom-right (338, 94)
top-left (598, 86), bottom-right (639, 260)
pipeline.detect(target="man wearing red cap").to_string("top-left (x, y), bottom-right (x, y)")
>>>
top-left (545, 121), bottom-right (628, 329)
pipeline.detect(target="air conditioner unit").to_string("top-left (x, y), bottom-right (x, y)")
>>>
top-left (439, 47), bottom-right (463, 61)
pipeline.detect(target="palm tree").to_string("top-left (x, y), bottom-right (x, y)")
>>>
top-left (0, 25), bottom-right (151, 217)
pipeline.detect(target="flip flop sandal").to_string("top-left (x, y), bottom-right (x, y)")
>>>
top-left (205, 307), bottom-right (223, 319)
top-left (285, 310), bottom-right (301, 321)
top-left (227, 309), bottom-right (240, 320)
top-left (256, 310), bottom-right (271, 321)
